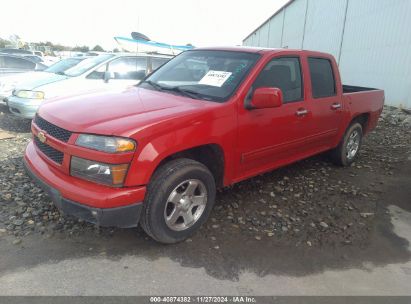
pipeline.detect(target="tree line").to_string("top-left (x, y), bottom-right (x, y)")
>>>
top-left (0, 37), bottom-right (113, 53)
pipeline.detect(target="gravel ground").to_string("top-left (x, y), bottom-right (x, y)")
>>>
top-left (0, 104), bottom-right (410, 254)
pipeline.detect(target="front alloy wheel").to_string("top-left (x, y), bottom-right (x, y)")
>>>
top-left (140, 158), bottom-right (216, 244)
top-left (164, 179), bottom-right (208, 231)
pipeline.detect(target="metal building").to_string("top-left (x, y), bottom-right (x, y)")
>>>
top-left (243, 0), bottom-right (411, 108)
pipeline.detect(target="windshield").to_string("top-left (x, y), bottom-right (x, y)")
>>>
top-left (63, 54), bottom-right (114, 77)
top-left (44, 58), bottom-right (84, 74)
top-left (140, 50), bottom-right (260, 102)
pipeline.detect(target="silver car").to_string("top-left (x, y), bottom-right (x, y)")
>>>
top-left (0, 57), bottom-right (87, 104)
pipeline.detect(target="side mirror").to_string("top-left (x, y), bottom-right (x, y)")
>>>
top-left (103, 71), bottom-right (115, 82)
top-left (248, 87), bottom-right (283, 110)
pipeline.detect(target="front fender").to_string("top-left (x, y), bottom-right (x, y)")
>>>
top-left (124, 109), bottom-right (237, 187)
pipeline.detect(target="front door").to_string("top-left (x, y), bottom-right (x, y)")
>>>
top-left (236, 55), bottom-right (312, 180)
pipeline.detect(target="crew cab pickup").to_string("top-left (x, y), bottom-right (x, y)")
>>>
top-left (24, 47), bottom-right (384, 243)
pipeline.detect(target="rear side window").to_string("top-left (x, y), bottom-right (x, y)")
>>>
top-left (4, 56), bottom-right (36, 70)
top-left (151, 57), bottom-right (169, 71)
top-left (308, 57), bottom-right (336, 98)
top-left (108, 57), bottom-right (147, 80)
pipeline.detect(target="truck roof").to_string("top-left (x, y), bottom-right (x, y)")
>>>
top-left (193, 46), bottom-right (334, 58)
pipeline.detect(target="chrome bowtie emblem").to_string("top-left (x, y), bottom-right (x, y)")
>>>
top-left (37, 131), bottom-right (47, 143)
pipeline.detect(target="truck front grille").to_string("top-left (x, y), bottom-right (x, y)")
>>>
top-left (34, 115), bottom-right (72, 143)
top-left (34, 137), bottom-right (64, 164)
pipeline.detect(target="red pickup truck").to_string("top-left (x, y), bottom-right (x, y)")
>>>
top-left (24, 47), bottom-right (384, 243)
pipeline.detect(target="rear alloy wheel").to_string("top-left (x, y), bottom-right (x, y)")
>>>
top-left (140, 158), bottom-right (216, 244)
top-left (346, 129), bottom-right (361, 161)
top-left (331, 122), bottom-right (363, 166)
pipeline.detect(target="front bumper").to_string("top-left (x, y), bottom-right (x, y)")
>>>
top-left (7, 96), bottom-right (43, 119)
top-left (0, 89), bottom-right (13, 104)
top-left (24, 141), bottom-right (146, 228)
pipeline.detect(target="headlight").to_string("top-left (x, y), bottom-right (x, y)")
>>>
top-left (15, 90), bottom-right (45, 99)
top-left (70, 156), bottom-right (129, 187)
top-left (76, 134), bottom-right (136, 153)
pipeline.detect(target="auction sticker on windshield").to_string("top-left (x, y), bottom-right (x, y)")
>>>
top-left (199, 70), bottom-right (232, 87)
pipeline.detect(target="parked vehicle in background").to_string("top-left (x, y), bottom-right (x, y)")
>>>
top-left (7, 53), bottom-right (172, 118)
top-left (42, 56), bottom-right (60, 66)
top-left (0, 48), bottom-right (34, 55)
top-left (22, 54), bottom-right (45, 64)
top-left (0, 54), bottom-right (47, 77)
top-left (24, 47), bottom-right (384, 244)
top-left (0, 57), bottom-right (88, 104)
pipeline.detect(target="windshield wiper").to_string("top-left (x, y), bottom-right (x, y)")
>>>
top-left (166, 86), bottom-right (212, 100)
top-left (142, 81), bottom-right (212, 100)
top-left (142, 80), bottom-right (165, 91)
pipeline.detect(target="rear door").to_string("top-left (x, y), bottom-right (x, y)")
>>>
top-left (305, 56), bottom-right (344, 149)
top-left (237, 54), bottom-right (312, 178)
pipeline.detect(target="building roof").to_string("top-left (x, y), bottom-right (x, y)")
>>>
top-left (243, 0), bottom-right (296, 42)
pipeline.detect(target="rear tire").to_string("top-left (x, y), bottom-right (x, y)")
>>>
top-left (331, 122), bottom-right (363, 166)
top-left (140, 158), bottom-right (216, 244)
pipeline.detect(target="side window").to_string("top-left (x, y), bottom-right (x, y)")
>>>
top-left (308, 57), bottom-right (336, 98)
top-left (151, 57), bottom-right (169, 71)
top-left (87, 64), bottom-right (106, 79)
top-left (107, 57), bottom-right (147, 80)
top-left (4, 57), bottom-right (36, 70)
top-left (252, 57), bottom-right (303, 103)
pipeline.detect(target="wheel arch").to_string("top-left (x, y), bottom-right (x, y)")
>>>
top-left (350, 112), bottom-right (370, 134)
top-left (154, 144), bottom-right (225, 188)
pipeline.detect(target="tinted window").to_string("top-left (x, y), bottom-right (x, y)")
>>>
top-left (108, 57), bottom-right (147, 80)
top-left (3, 56), bottom-right (36, 69)
top-left (152, 57), bottom-right (169, 71)
top-left (308, 57), bottom-right (336, 98)
top-left (253, 57), bottom-right (303, 103)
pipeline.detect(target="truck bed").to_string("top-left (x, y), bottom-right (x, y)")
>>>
top-left (342, 85), bottom-right (379, 93)
top-left (342, 85), bottom-right (384, 134)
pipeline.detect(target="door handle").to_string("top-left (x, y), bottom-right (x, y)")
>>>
top-left (295, 109), bottom-right (309, 116)
top-left (331, 103), bottom-right (342, 110)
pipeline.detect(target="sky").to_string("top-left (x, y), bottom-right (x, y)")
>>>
top-left (0, 0), bottom-right (288, 50)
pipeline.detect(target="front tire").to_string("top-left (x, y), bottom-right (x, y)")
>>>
top-left (331, 122), bottom-right (363, 166)
top-left (140, 158), bottom-right (216, 244)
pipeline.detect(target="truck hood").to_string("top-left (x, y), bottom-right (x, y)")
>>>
top-left (38, 87), bottom-right (215, 136)
top-left (13, 72), bottom-right (69, 91)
